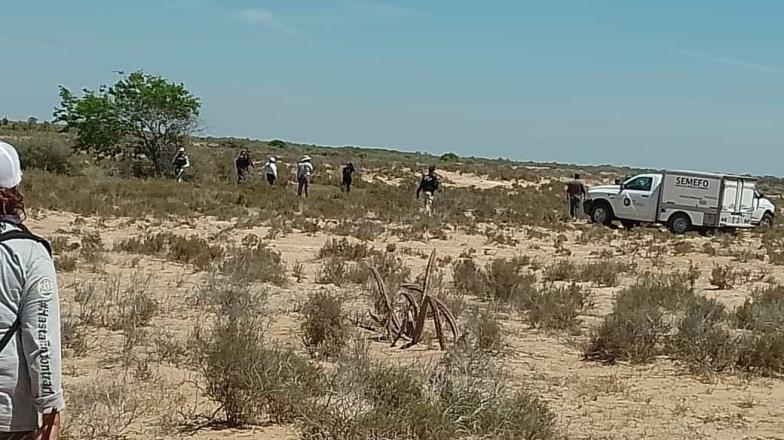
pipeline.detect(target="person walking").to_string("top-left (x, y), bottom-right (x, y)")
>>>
top-left (341, 162), bottom-right (356, 193)
top-left (566, 173), bottom-right (587, 220)
top-left (235, 149), bottom-right (254, 184)
top-left (416, 165), bottom-right (440, 216)
top-left (172, 147), bottom-right (191, 183)
top-left (264, 156), bottom-right (278, 186)
top-left (297, 156), bottom-right (314, 197)
top-left (0, 141), bottom-right (64, 440)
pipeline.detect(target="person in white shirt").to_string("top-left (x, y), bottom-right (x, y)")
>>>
top-left (264, 156), bottom-right (278, 185)
top-left (297, 156), bottom-right (313, 197)
top-left (0, 141), bottom-right (64, 440)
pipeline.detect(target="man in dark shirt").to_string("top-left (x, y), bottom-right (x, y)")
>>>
top-left (341, 162), bottom-right (356, 193)
top-left (235, 149), bottom-right (254, 183)
top-left (416, 165), bottom-right (440, 216)
top-left (565, 173), bottom-right (586, 220)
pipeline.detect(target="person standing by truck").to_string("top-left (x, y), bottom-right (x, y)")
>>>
top-left (0, 141), bottom-right (64, 440)
top-left (565, 173), bottom-right (586, 220)
top-left (416, 165), bottom-right (440, 216)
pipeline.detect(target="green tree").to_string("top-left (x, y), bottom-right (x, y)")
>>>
top-left (54, 71), bottom-right (200, 175)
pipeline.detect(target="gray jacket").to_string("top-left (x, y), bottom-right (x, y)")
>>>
top-left (0, 221), bottom-right (64, 432)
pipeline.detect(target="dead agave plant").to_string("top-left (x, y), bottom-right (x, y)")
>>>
top-left (368, 249), bottom-right (459, 350)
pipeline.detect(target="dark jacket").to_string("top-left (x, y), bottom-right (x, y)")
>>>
top-left (417, 174), bottom-right (439, 196)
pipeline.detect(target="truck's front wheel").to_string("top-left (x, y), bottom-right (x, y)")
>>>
top-left (668, 213), bottom-right (691, 234)
top-left (590, 202), bottom-right (613, 226)
top-left (761, 212), bottom-right (774, 228)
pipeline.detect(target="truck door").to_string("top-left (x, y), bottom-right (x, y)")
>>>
top-left (617, 175), bottom-right (659, 222)
top-left (720, 178), bottom-right (755, 227)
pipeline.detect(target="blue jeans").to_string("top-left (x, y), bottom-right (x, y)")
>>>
top-left (569, 197), bottom-right (581, 219)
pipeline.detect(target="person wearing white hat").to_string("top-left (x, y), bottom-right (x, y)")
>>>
top-left (0, 141), bottom-right (64, 440)
top-left (171, 147), bottom-right (191, 182)
top-left (264, 156), bottom-right (278, 186)
top-left (296, 155), bottom-right (313, 197)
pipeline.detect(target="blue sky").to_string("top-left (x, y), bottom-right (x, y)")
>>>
top-left (2, 0), bottom-right (783, 175)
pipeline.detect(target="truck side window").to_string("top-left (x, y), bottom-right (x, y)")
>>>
top-left (625, 177), bottom-right (652, 191)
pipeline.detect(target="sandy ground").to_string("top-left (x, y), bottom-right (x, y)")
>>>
top-left (24, 167), bottom-right (784, 439)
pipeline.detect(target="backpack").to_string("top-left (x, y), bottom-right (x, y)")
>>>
top-left (0, 224), bottom-right (52, 353)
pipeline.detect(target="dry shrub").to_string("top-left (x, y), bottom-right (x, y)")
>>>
top-left (221, 243), bottom-right (287, 285)
top-left (317, 257), bottom-right (349, 286)
top-left (292, 261), bottom-right (306, 283)
top-left (349, 251), bottom-right (411, 290)
top-left (116, 232), bottom-right (223, 271)
top-left (452, 258), bottom-right (487, 297)
top-left (709, 264), bottom-right (736, 290)
top-left (461, 308), bottom-right (505, 353)
top-left (191, 281), bottom-right (324, 426)
top-left (301, 339), bottom-right (558, 440)
top-left (542, 259), bottom-right (576, 283)
top-left (735, 284), bottom-right (784, 332)
top-left (79, 230), bottom-right (105, 270)
top-left (55, 253), bottom-right (78, 272)
top-left (579, 261), bottom-right (632, 287)
top-left (318, 238), bottom-right (376, 260)
top-left (66, 374), bottom-right (150, 439)
top-left (526, 283), bottom-right (591, 334)
top-left (485, 257), bottom-right (537, 305)
top-left (62, 309), bottom-right (89, 357)
top-left (669, 296), bottom-right (737, 373)
top-left (300, 291), bottom-right (350, 359)
top-left (583, 275), bottom-right (691, 364)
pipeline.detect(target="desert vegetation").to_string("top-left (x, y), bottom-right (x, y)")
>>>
top-left (4, 119), bottom-right (784, 439)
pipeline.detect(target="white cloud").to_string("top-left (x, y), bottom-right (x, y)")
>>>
top-left (678, 49), bottom-right (784, 76)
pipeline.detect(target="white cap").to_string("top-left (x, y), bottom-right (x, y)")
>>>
top-left (178, 147), bottom-right (186, 152)
top-left (301, 155), bottom-right (311, 162)
top-left (0, 141), bottom-right (23, 189)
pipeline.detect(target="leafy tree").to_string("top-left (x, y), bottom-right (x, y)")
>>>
top-left (268, 139), bottom-right (287, 148)
top-left (440, 152), bottom-right (460, 162)
top-left (54, 71), bottom-right (200, 174)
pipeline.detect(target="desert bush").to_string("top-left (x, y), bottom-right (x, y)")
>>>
top-left (542, 259), bottom-right (577, 283)
top-left (485, 257), bottom-right (537, 306)
top-left (55, 253), bottom-right (78, 272)
top-left (150, 329), bottom-right (189, 366)
top-left (292, 261), bottom-right (306, 283)
top-left (318, 238), bottom-right (376, 260)
top-left (62, 310), bottom-right (89, 357)
top-left (116, 232), bottom-right (223, 271)
top-left (15, 136), bottom-right (73, 174)
top-left (348, 251), bottom-right (410, 290)
top-left (735, 284), bottom-right (784, 332)
top-left (221, 243), bottom-right (287, 285)
top-left (108, 272), bottom-right (158, 331)
top-left (670, 296), bottom-right (737, 373)
top-left (317, 257), bottom-right (349, 287)
top-left (526, 283), bottom-right (591, 334)
top-left (79, 230), bottom-right (105, 269)
top-left (579, 260), bottom-right (632, 287)
top-left (192, 282), bottom-right (324, 426)
top-left (709, 264), bottom-right (736, 290)
top-left (302, 340), bottom-right (559, 440)
top-left (300, 291), bottom-right (349, 359)
top-left (583, 275), bottom-right (693, 364)
top-left (67, 374), bottom-right (150, 439)
top-left (735, 331), bottom-right (784, 375)
top-left (460, 308), bottom-right (505, 353)
top-left (452, 258), bottom-right (488, 297)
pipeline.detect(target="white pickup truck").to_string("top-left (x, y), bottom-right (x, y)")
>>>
top-left (583, 171), bottom-right (773, 234)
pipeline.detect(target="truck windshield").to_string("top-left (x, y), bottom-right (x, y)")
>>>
top-left (624, 176), bottom-right (653, 191)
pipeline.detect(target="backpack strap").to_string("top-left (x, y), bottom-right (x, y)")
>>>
top-left (0, 225), bottom-right (52, 353)
top-left (0, 227), bottom-right (53, 258)
top-left (0, 316), bottom-right (21, 353)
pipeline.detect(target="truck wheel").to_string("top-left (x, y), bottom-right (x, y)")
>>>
top-left (761, 213), bottom-right (774, 228)
top-left (590, 202), bottom-right (613, 226)
top-left (668, 213), bottom-right (691, 234)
